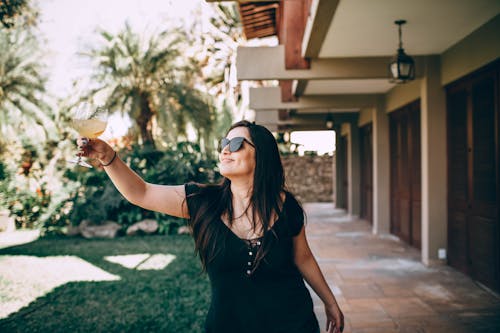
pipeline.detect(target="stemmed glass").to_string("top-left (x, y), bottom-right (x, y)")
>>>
top-left (68, 103), bottom-right (108, 168)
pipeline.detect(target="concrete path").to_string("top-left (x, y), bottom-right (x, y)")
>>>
top-left (303, 202), bottom-right (500, 333)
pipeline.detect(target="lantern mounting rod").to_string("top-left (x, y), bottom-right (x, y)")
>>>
top-left (394, 20), bottom-right (407, 49)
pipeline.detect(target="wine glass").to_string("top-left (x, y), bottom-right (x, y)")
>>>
top-left (68, 103), bottom-right (108, 168)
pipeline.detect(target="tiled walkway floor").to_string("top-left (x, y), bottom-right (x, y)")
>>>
top-left (303, 202), bottom-right (500, 333)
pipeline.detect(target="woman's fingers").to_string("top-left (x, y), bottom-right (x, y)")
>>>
top-left (337, 319), bottom-right (344, 333)
top-left (76, 138), bottom-right (89, 156)
top-left (326, 319), bottom-right (335, 333)
top-left (326, 318), bottom-right (344, 333)
top-left (76, 138), bottom-right (112, 163)
top-left (76, 137), bottom-right (89, 148)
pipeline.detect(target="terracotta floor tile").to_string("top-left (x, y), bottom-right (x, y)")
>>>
top-left (305, 203), bottom-right (500, 333)
top-left (346, 312), bottom-right (396, 329)
top-left (347, 298), bottom-right (386, 314)
top-left (341, 283), bottom-right (384, 299)
top-left (377, 297), bottom-right (436, 317)
top-left (350, 328), bottom-right (400, 333)
top-left (376, 283), bottom-right (417, 297)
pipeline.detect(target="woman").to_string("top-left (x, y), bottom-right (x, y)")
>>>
top-left (78, 120), bottom-right (344, 333)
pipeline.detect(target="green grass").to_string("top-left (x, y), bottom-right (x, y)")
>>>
top-left (0, 235), bottom-right (210, 333)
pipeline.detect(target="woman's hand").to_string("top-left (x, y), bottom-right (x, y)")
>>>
top-left (77, 138), bottom-right (114, 167)
top-left (325, 302), bottom-right (344, 333)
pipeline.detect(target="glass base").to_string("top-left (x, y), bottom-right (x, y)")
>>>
top-left (67, 158), bottom-right (93, 168)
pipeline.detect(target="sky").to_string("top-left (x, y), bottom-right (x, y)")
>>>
top-left (37, 0), bottom-right (208, 138)
top-left (38, 0), bottom-right (204, 97)
top-left (36, 0), bottom-right (335, 153)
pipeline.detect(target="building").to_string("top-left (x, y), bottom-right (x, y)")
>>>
top-left (206, 0), bottom-right (500, 293)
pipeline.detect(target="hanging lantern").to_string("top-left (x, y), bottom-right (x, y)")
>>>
top-left (389, 20), bottom-right (415, 84)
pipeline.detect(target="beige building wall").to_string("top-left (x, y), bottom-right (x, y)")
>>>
top-left (372, 97), bottom-right (390, 235)
top-left (441, 14), bottom-right (500, 86)
top-left (376, 13), bottom-right (498, 262)
top-left (358, 108), bottom-right (373, 127)
top-left (339, 122), bottom-right (360, 217)
top-left (386, 79), bottom-right (421, 113)
top-left (239, 3), bottom-right (499, 269)
top-left (420, 56), bottom-right (448, 265)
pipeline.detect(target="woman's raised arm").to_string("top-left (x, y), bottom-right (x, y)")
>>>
top-left (78, 138), bottom-right (189, 218)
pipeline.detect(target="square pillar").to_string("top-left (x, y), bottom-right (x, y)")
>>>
top-left (334, 124), bottom-right (346, 209)
top-left (348, 119), bottom-right (361, 217)
top-left (372, 98), bottom-right (391, 234)
top-left (420, 56), bottom-right (448, 265)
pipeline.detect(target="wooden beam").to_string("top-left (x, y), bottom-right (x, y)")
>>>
top-left (280, 0), bottom-right (309, 69)
top-left (242, 15), bottom-right (274, 26)
top-left (246, 23), bottom-right (275, 32)
top-left (240, 3), bottom-right (279, 14)
top-left (245, 27), bottom-right (276, 39)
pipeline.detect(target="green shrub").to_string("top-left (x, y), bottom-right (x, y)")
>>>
top-left (5, 182), bottom-right (51, 229)
top-left (42, 141), bottom-right (219, 236)
top-left (0, 160), bottom-right (9, 210)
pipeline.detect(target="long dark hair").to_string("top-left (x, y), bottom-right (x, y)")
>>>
top-left (187, 120), bottom-right (286, 272)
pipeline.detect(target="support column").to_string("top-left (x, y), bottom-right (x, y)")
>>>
top-left (334, 124), bottom-right (345, 209)
top-left (372, 97), bottom-right (391, 234)
top-left (421, 56), bottom-right (448, 265)
top-left (348, 118), bottom-right (361, 217)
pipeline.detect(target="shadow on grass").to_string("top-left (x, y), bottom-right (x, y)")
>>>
top-left (0, 235), bottom-right (210, 333)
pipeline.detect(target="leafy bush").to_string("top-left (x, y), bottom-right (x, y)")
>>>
top-left (4, 182), bottom-right (51, 229)
top-left (0, 156), bottom-right (54, 229)
top-left (0, 160), bottom-right (9, 210)
top-left (43, 141), bottom-right (219, 236)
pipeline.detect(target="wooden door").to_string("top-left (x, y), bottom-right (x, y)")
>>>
top-left (447, 87), bottom-right (469, 273)
top-left (447, 60), bottom-right (499, 292)
top-left (469, 71), bottom-right (498, 289)
top-left (360, 124), bottom-right (373, 223)
top-left (390, 100), bottom-right (421, 248)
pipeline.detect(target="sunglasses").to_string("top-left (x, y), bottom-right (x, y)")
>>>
top-left (218, 137), bottom-right (255, 153)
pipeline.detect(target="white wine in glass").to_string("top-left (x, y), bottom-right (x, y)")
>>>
top-left (68, 104), bottom-right (108, 168)
top-left (72, 118), bottom-right (107, 139)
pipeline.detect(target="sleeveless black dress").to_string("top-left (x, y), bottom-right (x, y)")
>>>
top-left (185, 183), bottom-right (319, 333)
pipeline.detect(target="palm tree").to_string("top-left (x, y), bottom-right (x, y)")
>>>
top-left (0, 0), bottom-right (27, 28)
top-left (83, 23), bottom-right (215, 148)
top-left (192, 3), bottom-right (244, 115)
top-left (0, 26), bottom-right (55, 150)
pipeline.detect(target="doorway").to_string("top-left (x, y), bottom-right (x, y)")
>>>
top-left (447, 60), bottom-right (500, 292)
top-left (390, 100), bottom-right (422, 249)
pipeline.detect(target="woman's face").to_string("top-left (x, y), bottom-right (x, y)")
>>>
top-left (218, 126), bottom-right (256, 180)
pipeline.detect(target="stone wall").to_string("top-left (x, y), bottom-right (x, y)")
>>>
top-left (282, 155), bottom-right (335, 203)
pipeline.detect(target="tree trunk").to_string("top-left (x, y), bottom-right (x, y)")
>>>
top-left (136, 93), bottom-right (155, 147)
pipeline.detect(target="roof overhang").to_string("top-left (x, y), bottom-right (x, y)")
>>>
top-left (208, 0), bottom-right (500, 130)
top-left (250, 87), bottom-right (378, 112)
top-left (206, 0), bottom-right (280, 39)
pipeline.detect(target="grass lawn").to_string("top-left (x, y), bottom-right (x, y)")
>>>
top-left (0, 235), bottom-right (210, 332)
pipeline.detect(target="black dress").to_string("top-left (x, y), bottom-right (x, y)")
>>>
top-left (185, 183), bottom-right (319, 333)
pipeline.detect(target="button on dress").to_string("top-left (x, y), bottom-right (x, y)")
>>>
top-left (185, 183), bottom-right (319, 333)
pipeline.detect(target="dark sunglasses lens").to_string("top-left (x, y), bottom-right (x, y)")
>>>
top-left (229, 137), bottom-right (245, 152)
top-left (218, 138), bottom-right (229, 152)
top-left (219, 137), bottom-right (247, 152)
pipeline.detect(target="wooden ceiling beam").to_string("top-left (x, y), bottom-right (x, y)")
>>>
top-left (242, 13), bottom-right (274, 24)
top-left (240, 3), bottom-right (279, 15)
top-left (245, 26), bottom-right (276, 37)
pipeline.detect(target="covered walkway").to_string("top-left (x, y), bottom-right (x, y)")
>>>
top-left (304, 202), bottom-right (500, 333)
